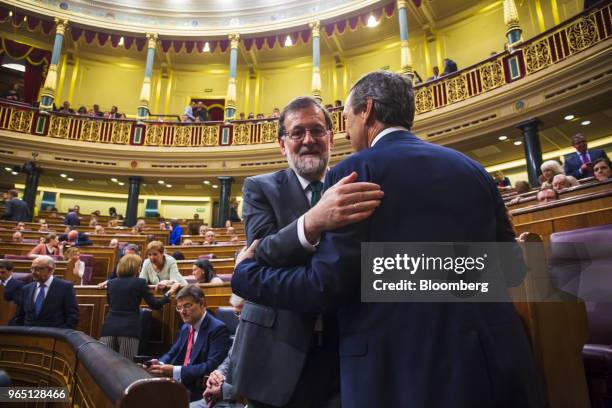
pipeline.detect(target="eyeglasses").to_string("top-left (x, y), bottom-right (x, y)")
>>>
top-left (30, 266), bottom-right (50, 272)
top-left (284, 127), bottom-right (329, 141)
top-left (176, 303), bottom-right (194, 312)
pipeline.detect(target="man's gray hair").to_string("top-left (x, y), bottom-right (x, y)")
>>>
top-left (229, 293), bottom-right (245, 307)
top-left (36, 255), bottom-right (56, 269)
top-left (348, 71), bottom-right (415, 130)
top-left (176, 284), bottom-right (206, 304)
top-left (277, 96), bottom-right (333, 140)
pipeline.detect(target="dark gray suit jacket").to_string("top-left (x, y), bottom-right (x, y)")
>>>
top-left (2, 198), bottom-right (30, 222)
top-left (230, 168), bottom-right (315, 406)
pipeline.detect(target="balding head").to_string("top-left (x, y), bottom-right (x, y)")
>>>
top-left (12, 231), bottom-right (22, 243)
top-left (68, 230), bottom-right (78, 242)
top-left (31, 255), bottom-right (55, 283)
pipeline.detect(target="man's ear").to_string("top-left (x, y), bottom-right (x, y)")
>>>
top-left (278, 137), bottom-right (287, 156)
top-left (362, 98), bottom-right (374, 125)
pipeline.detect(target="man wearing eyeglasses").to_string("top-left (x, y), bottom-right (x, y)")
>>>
top-left (12, 255), bottom-right (79, 329)
top-left (147, 284), bottom-right (231, 402)
top-left (231, 96), bottom-right (383, 408)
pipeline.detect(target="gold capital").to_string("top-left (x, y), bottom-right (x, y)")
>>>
top-left (54, 18), bottom-right (69, 36)
top-left (504, 0), bottom-right (520, 30)
top-left (397, 0), bottom-right (408, 9)
top-left (146, 33), bottom-right (159, 50)
top-left (309, 21), bottom-right (320, 38)
top-left (228, 34), bottom-right (240, 49)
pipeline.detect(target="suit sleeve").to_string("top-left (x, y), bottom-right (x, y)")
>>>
top-left (232, 164), bottom-right (368, 313)
top-left (2, 201), bottom-right (12, 219)
top-left (180, 324), bottom-right (231, 386)
top-left (10, 287), bottom-right (26, 326)
top-left (564, 156), bottom-right (582, 179)
top-left (63, 283), bottom-right (80, 329)
top-left (242, 177), bottom-right (309, 267)
top-left (140, 279), bottom-right (170, 310)
top-left (160, 328), bottom-right (184, 364)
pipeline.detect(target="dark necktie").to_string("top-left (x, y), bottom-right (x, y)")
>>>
top-left (183, 326), bottom-right (195, 366)
top-left (35, 284), bottom-right (46, 316)
top-left (309, 181), bottom-right (324, 207)
top-left (580, 152), bottom-right (590, 164)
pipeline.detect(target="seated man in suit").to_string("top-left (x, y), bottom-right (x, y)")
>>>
top-left (147, 285), bottom-right (231, 402)
top-left (563, 133), bottom-right (610, 179)
top-left (190, 294), bottom-right (245, 408)
top-left (13, 255), bottom-right (79, 328)
top-left (1, 260), bottom-right (24, 324)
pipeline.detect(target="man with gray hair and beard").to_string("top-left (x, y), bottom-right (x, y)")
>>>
top-left (230, 96), bottom-right (383, 408)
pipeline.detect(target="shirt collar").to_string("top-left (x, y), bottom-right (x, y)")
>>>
top-left (192, 310), bottom-right (207, 332)
top-left (40, 275), bottom-right (53, 288)
top-left (293, 170), bottom-right (326, 192)
top-left (2, 275), bottom-right (12, 285)
top-left (371, 126), bottom-right (409, 147)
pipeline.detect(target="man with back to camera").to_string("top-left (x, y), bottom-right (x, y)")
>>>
top-left (232, 71), bottom-right (544, 408)
top-left (2, 189), bottom-right (30, 222)
top-left (230, 95), bottom-right (383, 408)
top-left (0, 260), bottom-right (24, 324)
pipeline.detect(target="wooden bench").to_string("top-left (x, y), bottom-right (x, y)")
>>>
top-left (512, 190), bottom-right (612, 241)
top-left (176, 258), bottom-right (235, 276)
top-left (506, 179), bottom-right (611, 210)
top-left (167, 243), bottom-right (244, 260)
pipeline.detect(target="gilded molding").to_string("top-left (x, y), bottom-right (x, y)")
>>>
top-left (41, 63), bottom-right (59, 95)
top-left (397, 0), bottom-right (408, 10)
top-left (309, 21), bottom-right (321, 38)
top-left (54, 18), bottom-right (69, 36)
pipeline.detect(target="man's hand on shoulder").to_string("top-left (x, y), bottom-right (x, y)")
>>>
top-left (304, 171), bottom-right (384, 243)
top-left (235, 240), bottom-right (258, 266)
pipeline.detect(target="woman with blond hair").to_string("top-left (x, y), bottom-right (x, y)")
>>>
top-left (540, 160), bottom-right (564, 187)
top-left (139, 240), bottom-right (187, 288)
top-left (100, 254), bottom-right (179, 360)
top-left (64, 246), bottom-right (85, 285)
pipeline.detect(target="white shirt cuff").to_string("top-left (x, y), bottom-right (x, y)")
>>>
top-left (297, 215), bottom-right (318, 252)
top-left (172, 365), bottom-right (182, 382)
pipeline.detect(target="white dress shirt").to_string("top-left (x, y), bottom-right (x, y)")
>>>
top-left (295, 171), bottom-right (326, 251)
top-left (33, 275), bottom-right (54, 301)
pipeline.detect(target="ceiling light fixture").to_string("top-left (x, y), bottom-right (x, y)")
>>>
top-left (67, 177), bottom-right (74, 182)
top-left (564, 114), bottom-right (575, 121)
top-left (11, 171), bottom-right (18, 175)
top-left (110, 177), bottom-right (118, 182)
top-left (212, 185), bottom-right (218, 189)
top-left (203, 42), bottom-right (210, 52)
top-left (118, 36), bottom-right (124, 46)
top-left (118, 182), bottom-right (125, 186)
top-left (158, 180), bottom-right (165, 184)
top-left (8, 11), bottom-right (12, 17)
top-left (166, 184), bottom-right (172, 188)
top-left (60, 173), bottom-right (67, 178)
top-left (498, 135), bottom-right (508, 141)
top-left (367, 15), bottom-right (379, 28)
top-left (513, 140), bottom-right (522, 146)
top-left (284, 35), bottom-right (293, 47)
top-left (4, 167), bottom-right (11, 171)
top-left (203, 180), bottom-right (210, 185)
top-left (581, 120), bottom-right (591, 126)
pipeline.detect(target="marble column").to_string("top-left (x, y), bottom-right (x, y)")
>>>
top-left (137, 33), bottom-right (158, 121)
top-left (517, 119), bottom-right (543, 187)
top-left (40, 19), bottom-right (68, 111)
top-left (397, 0), bottom-right (413, 78)
top-left (224, 34), bottom-right (240, 121)
top-left (310, 21), bottom-right (322, 102)
top-left (216, 176), bottom-right (233, 227)
top-left (125, 176), bottom-right (142, 227)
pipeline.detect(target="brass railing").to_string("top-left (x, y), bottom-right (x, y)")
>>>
top-left (0, 2), bottom-right (608, 147)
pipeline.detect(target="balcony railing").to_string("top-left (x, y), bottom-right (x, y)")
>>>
top-left (0, 2), bottom-right (608, 148)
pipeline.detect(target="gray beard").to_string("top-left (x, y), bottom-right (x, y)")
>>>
top-left (286, 150), bottom-right (329, 181)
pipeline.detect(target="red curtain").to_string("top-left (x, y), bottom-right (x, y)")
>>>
top-left (0, 38), bottom-right (51, 104)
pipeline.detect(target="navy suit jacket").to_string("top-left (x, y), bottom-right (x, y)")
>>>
top-left (4, 277), bottom-right (25, 325)
top-left (13, 277), bottom-right (79, 329)
top-left (563, 149), bottom-right (609, 179)
top-left (233, 131), bottom-right (544, 408)
top-left (2, 198), bottom-right (30, 222)
top-left (160, 312), bottom-right (231, 401)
